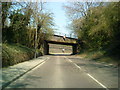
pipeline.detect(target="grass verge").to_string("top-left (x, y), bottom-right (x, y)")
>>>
top-left (2, 43), bottom-right (42, 67)
top-left (77, 50), bottom-right (119, 65)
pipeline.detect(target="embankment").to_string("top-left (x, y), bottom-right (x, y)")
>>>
top-left (2, 43), bottom-right (42, 67)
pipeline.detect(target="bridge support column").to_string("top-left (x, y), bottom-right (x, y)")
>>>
top-left (43, 41), bottom-right (49, 55)
top-left (72, 45), bottom-right (77, 55)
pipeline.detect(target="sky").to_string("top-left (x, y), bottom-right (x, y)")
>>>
top-left (9, 2), bottom-right (72, 36)
top-left (45, 2), bottom-right (71, 36)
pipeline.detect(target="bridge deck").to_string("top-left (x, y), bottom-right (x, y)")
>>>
top-left (46, 40), bottom-right (77, 45)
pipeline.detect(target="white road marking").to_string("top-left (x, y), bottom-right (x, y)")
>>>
top-left (5, 57), bottom-right (49, 88)
top-left (87, 73), bottom-right (109, 90)
top-left (64, 56), bottom-right (72, 62)
top-left (65, 56), bottom-right (109, 90)
top-left (21, 57), bottom-right (49, 75)
top-left (69, 59), bottom-right (73, 62)
top-left (73, 63), bottom-right (81, 69)
top-left (31, 60), bottom-right (46, 71)
top-left (65, 56), bottom-right (81, 70)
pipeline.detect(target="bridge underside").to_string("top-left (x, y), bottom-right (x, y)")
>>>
top-left (43, 40), bottom-right (77, 55)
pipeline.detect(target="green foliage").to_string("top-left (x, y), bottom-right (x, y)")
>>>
top-left (36, 12), bottom-right (54, 49)
top-left (2, 2), bottom-right (55, 67)
top-left (65, 2), bottom-right (120, 58)
top-left (2, 2), bottom-right (54, 49)
top-left (2, 43), bottom-right (35, 67)
top-left (8, 11), bottom-right (28, 44)
top-left (2, 2), bottom-right (12, 28)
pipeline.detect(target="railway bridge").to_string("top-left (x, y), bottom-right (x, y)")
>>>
top-left (43, 34), bottom-right (78, 55)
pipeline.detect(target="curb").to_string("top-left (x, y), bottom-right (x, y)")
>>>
top-left (2, 57), bottom-right (48, 90)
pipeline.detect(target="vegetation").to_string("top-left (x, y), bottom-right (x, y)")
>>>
top-left (2, 43), bottom-right (34, 67)
top-left (2, 2), bottom-right (54, 67)
top-left (2, 2), bottom-right (120, 67)
top-left (64, 2), bottom-right (120, 63)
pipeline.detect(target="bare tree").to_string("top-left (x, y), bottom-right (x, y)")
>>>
top-left (64, 2), bottom-right (103, 20)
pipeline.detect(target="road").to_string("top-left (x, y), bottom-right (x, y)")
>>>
top-left (6, 55), bottom-right (118, 89)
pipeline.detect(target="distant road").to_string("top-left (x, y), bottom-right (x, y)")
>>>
top-left (6, 55), bottom-right (118, 89)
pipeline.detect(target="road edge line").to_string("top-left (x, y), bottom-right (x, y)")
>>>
top-left (64, 56), bottom-right (81, 70)
top-left (2, 57), bottom-right (49, 90)
top-left (65, 56), bottom-right (109, 90)
top-left (87, 73), bottom-right (109, 90)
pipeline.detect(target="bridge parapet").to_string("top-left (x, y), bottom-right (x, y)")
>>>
top-left (54, 31), bottom-right (77, 39)
top-left (46, 34), bottom-right (77, 44)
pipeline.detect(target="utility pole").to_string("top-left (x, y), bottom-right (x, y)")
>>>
top-left (34, 0), bottom-right (38, 59)
top-left (34, 0), bottom-right (43, 58)
top-left (34, 23), bottom-right (37, 58)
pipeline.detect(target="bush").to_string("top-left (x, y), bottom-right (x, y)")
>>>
top-left (2, 43), bottom-right (42, 67)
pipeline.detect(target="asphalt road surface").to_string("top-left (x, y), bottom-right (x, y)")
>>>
top-left (6, 55), bottom-right (118, 89)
